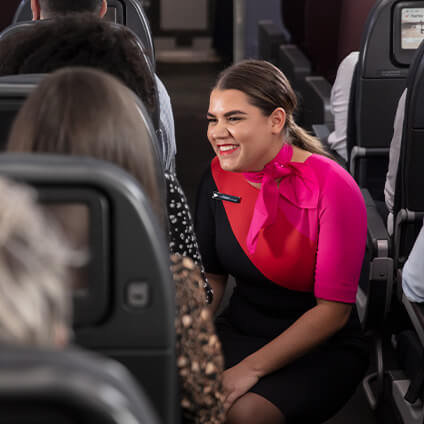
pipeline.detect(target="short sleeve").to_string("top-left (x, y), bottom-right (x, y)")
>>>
top-left (314, 166), bottom-right (367, 303)
top-left (195, 167), bottom-right (227, 275)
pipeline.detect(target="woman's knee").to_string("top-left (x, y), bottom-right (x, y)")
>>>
top-left (226, 393), bottom-right (285, 424)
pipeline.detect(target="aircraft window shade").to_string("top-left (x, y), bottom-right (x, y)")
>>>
top-left (39, 188), bottom-right (110, 328)
top-left (393, 2), bottom-right (424, 65)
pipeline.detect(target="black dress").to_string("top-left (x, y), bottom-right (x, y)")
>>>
top-left (195, 162), bottom-right (369, 423)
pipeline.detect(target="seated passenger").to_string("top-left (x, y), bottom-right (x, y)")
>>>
top-left (327, 51), bottom-right (359, 161)
top-left (329, 50), bottom-right (406, 232)
top-left (29, 0), bottom-right (176, 172)
top-left (196, 60), bottom-right (368, 424)
top-left (0, 14), bottom-right (211, 301)
top-left (0, 176), bottom-right (74, 348)
top-left (402, 221), bottom-right (424, 303)
top-left (7, 67), bottom-right (224, 423)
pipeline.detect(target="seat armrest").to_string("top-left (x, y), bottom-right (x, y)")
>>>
top-left (362, 188), bottom-right (390, 258)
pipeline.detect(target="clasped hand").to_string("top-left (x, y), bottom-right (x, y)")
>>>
top-left (222, 360), bottom-right (260, 413)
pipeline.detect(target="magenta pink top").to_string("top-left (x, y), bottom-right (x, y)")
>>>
top-left (211, 147), bottom-right (367, 304)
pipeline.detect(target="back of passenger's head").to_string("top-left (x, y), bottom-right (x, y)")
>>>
top-left (0, 176), bottom-right (73, 348)
top-left (0, 14), bottom-right (157, 120)
top-left (215, 59), bottom-right (329, 156)
top-left (7, 67), bottom-right (164, 224)
top-left (36, 0), bottom-right (104, 17)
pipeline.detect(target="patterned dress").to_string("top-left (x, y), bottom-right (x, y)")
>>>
top-left (172, 255), bottom-right (225, 424)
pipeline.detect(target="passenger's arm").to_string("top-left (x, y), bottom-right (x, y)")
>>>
top-left (384, 89), bottom-right (407, 213)
top-left (206, 272), bottom-right (228, 316)
top-left (173, 256), bottom-right (225, 424)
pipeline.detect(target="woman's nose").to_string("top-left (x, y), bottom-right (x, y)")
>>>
top-left (210, 121), bottom-right (229, 139)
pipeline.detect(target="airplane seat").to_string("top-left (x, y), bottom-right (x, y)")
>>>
top-left (379, 37), bottom-right (424, 422)
top-left (0, 154), bottom-right (177, 424)
top-left (351, 0), bottom-right (412, 197)
top-left (0, 0), bottom-right (20, 33)
top-left (13, 0), bottom-right (155, 70)
top-left (0, 345), bottom-right (160, 424)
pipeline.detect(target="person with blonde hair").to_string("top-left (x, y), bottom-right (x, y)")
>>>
top-left (0, 176), bottom-right (75, 348)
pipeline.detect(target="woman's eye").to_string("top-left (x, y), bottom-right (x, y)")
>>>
top-left (207, 118), bottom-right (217, 124)
top-left (228, 117), bottom-right (241, 122)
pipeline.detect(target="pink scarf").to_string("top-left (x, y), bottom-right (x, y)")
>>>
top-left (243, 144), bottom-right (319, 254)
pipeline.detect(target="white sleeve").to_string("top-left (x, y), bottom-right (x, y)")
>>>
top-left (384, 89), bottom-right (407, 213)
top-left (327, 51), bottom-right (359, 161)
top-left (402, 221), bottom-right (424, 303)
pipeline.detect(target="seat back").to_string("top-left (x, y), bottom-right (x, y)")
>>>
top-left (13, 0), bottom-right (155, 69)
top-left (0, 154), bottom-right (177, 424)
top-left (0, 346), bottom-right (160, 424)
top-left (394, 37), bottom-right (424, 266)
top-left (349, 0), bottom-right (424, 197)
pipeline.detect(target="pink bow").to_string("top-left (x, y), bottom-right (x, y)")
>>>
top-left (243, 144), bottom-right (319, 254)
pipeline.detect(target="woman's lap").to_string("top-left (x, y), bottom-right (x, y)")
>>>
top-left (216, 317), bottom-right (369, 423)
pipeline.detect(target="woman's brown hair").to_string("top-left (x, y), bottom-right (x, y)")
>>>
top-left (7, 67), bottom-right (165, 225)
top-left (215, 59), bottom-right (329, 157)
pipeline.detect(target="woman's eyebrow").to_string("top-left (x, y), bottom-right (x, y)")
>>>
top-left (206, 110), bottom-right (248, 118)
top-left (224, 110), bottom-right (248, 117)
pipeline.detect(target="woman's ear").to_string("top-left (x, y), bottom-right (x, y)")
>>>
top-left (270, 107), bottom-right (286, 134)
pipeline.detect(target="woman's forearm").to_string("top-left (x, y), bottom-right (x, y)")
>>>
top-left (242, 299), bottom-right (352, 378)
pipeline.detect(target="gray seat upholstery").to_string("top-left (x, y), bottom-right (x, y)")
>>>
top-left (13, 0), bottom-right (155, 69)
top-left (0, 345), bottom-right (160, 424)
top-left (0, 154), bottom-right (177, 424)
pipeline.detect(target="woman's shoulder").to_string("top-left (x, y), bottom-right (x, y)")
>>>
top-left (307, 154), bottom-right (361, 194)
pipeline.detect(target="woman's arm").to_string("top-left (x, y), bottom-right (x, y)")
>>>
top-left (222, 299), bottom-right (352, 411)
top-left (206, 272), bottom-right (228, 316)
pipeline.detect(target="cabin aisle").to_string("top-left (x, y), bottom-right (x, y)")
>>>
top-left (158, 61), bottom-right (380, 424)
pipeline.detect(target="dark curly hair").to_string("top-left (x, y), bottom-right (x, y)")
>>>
top-left (0, 14), bottom-right (158, 122)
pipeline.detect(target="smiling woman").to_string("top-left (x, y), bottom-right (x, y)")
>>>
top-left (195, 60), bottom-right (369, 424)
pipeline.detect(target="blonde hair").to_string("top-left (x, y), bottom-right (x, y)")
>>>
top-left (0, 177), bottom-right (75, 347)
top-left (215, 59), bottom-right (330, 157)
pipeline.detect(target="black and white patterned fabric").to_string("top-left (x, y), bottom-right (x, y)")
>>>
top-left (166, 172), bottom-right (213, 304)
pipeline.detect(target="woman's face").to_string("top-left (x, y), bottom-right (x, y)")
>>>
top-left (207, 89), bottom-right (284, 172)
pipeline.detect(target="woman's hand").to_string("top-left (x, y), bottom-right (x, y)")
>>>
top-left (222, 361), bottom-right (260, 412)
